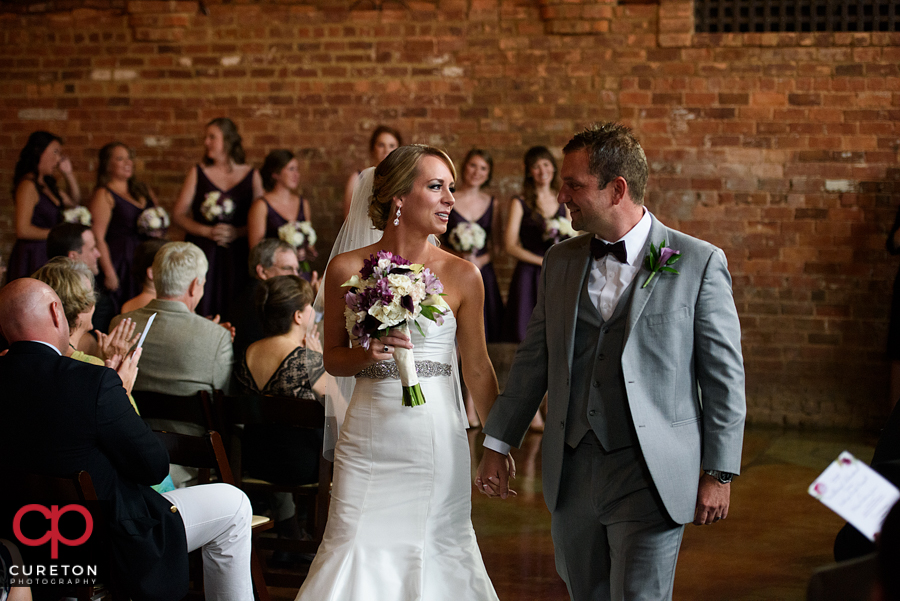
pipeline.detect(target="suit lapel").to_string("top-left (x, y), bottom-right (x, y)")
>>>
top-left (624, 214), bottom-right (667, 348)
top-left (561, 236), bottom-right (593, 371)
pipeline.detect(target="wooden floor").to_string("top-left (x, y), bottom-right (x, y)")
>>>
top-left (267, 424), bottom-right (877, 600)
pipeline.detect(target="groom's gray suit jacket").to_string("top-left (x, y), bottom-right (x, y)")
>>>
top-left (483, 214), bottom-right (746, 524)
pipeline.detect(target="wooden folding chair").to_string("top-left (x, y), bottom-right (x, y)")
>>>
top-left (217, 393), bottom-right (333, 588)
top-left (153, 430), bottom-right (272, 601)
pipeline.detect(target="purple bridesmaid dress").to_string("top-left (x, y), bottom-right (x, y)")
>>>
top-left (442, 198), bottom-right (504, 343)
top-left (6, 182), bottom-right (63, 282)
top-left (103, 187), bottom-right (155, 309)
top-left (185, 165), bottom-right (254, 320)
top-left (263, 197), bottom-right (312, 281)
top-left (501, 197), bottom-right (566, 343)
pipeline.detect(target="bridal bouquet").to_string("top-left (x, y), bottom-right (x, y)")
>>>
top-left (63, 206), bottom-right (92, 226)
top-left (543, 216), bottom-right (576, 244)
top-left (448, 221), bottom-right (486, 254)
top-left (200, 191), bottom-right (234, 223)
top-left (137, 206), bottom-right (170, 238)
top-left (342, 251), bottom-right (450, 407)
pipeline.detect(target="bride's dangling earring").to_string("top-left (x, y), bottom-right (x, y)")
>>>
top-left (394, 207), bottom-right (401, 226)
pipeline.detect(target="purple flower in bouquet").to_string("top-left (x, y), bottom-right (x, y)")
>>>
top-left (342, 251), bottom-right (451, 407)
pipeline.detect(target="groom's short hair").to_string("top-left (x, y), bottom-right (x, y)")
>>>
top-left (563, 122), bottom-right (649, 205)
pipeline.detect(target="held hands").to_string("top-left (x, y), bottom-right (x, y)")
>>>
top-left (210, 223), bottom-right (236, 247)
top-left (96, 318), bottom-right (140, 361)
top-left (693, 473), bottom-right (731, 526)
top-left (366, 328), bottom-right (413, 363)
top-left (475, 448), bottom-right (517, 499)
top-left (105, 347), bottom-right (142, 396)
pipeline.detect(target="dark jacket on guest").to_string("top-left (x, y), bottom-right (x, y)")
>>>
top-left (0, 341), bottom-right (189, 601)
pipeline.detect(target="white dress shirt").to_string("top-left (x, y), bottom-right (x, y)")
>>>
top-left (484, 209), bottom-right (651, 456)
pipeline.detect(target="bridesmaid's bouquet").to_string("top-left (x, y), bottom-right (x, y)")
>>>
top-left (200, 191), bottom-right (234, 223)
top-left (63, 206), bottom-right (92, 226)
top-left (448, 221), bottom-right (486, 254)
top-left (543, 216), bottom-right (576, 244)
top-left (342, 251), bottom-right (450, 407)
top-left (137, 206), bottom-right (170, 238)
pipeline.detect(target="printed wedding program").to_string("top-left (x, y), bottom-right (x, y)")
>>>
top-left (808, 451), bottom-right (900, 541)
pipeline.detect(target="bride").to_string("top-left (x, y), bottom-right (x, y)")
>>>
top-left (296, 145), bottom-right (507, 600)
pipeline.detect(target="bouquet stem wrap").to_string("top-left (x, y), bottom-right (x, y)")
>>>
top-left (393, 322), bottom-right (424, 407)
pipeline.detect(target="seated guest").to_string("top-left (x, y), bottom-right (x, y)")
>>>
top-left (121, 238), bottom-right (167, 314)
top-left (230, 238), bottom-right (300, 363)
top-left (0, 278), bottom-right (253, 601)
top-left (32, 257), bottom-right (139, 399)
top-left (47, 222), bottom-right (115, 339)
top-left (234, 275), bottom-right (325, 560)
top-left (112, 241), bottom-right (233, 398)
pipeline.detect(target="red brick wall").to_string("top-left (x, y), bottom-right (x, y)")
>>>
top-left (1, 0), bottom-right (898, 429)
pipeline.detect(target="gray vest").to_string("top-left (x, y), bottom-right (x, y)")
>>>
top-left (565, 267), bottom-right (640, 451)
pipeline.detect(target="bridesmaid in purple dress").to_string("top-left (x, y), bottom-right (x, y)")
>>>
top-left (441, 149), bottom-right (504, 342)
top-left (501, 146), bottom-right (567, 345)
top-left (247, 149), bottom-right (316, 280)
top-left (90, 142), bottom-right (161, 310)
top-left (7, 131), bottom-right (82, 282)
top-left (173, 118), bottom-right (264, 320)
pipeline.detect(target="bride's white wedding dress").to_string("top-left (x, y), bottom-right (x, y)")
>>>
top-left (296, 312), bottom-right (499, 600)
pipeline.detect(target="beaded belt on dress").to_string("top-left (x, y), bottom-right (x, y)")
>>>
top-left (355, 360), bottom-right (452, 379)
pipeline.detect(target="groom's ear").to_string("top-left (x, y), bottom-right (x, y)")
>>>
top-left (609, 176), bottom-right (629, 205)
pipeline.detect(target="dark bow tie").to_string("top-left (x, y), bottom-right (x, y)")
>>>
top-left (590, 238), bottom-right (628, 263)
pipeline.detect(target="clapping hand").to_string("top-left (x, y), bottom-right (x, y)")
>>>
top-left (208, 314), bottom-right (236, 342)
top-left (96, 318), bottom-right (140, 361)
top-left (304, 328), bottom-right (323, 354)
top-left (475, 449), bottom-right (517, 499)
top-left (105, 347), bottom-right (142, 396)
top-left (57, 156), bottom-right (74, 176)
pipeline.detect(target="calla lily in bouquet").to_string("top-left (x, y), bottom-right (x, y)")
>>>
top-left (137, 206), bottom-right (170, 238)
top-left (543, 216), bottom-right (576, 244)
top-left (200, 190), bottom-right (235, 223)
top-left (342, 251), bottom-right (450, 407)
top-left (64, 206), bottom-right (92, 226)
top-left (448, 221), bottom-right (486, 254)
top-left (278, 220), bottom-right (318, 271)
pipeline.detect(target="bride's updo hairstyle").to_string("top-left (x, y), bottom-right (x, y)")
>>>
top-left (369, 144), bottom-right (456, 231)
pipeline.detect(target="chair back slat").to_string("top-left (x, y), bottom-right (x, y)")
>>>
top-left (134, 390), bottom-right (216, 430)
top-left (3, 470), bottom-right (97, 502)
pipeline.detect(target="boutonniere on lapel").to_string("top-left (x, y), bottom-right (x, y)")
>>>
top-left (642, 241), bottom-right (682, 288)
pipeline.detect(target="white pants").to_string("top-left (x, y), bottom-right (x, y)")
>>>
top-left (162, 483), bottom-right (253, 601)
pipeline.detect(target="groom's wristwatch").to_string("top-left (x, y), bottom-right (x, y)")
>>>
top-left (704, 470), bottom-right (733, 484)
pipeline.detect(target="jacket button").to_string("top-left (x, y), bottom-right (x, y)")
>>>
top-left (603, 328), bottom-right (610, 334)
top-left (589, 410), bottom-right (597, 417)
top-left (598, 353), bottom-right (606, 361)
top-left (593, 380), bottom-right (600, 388)
top-left (559, 421), bottom-right (565, 429)
top-left (170, 505), bottom-right (178, 514)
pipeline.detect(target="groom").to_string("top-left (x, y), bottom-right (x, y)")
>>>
top-left (477, 122), bottom-right (746, 601)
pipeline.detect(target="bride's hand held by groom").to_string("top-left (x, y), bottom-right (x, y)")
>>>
top-left (476, 449), bottom-right (517, 499)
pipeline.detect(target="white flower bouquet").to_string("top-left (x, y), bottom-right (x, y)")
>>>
top-left (137, 206), bottom-right (170, 238)
top-left (277, 220), bottom-right (317, 249)
top-left (448, 221), bottom-right (486, 254)
top-left (200, 190), bottom-right (235, 223)
top-left (543, 216), bottom-right (576, 244)
top-left (63, 206), bottom-right (92, 226)
top-left (342, 250), bottom-right (450, 407)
